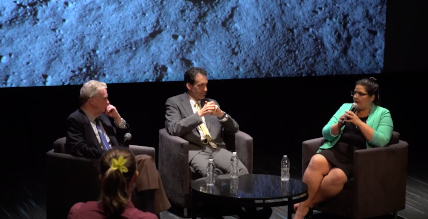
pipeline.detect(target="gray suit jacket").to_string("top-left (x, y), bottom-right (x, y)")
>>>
top-left (165, 92), bottom-right (239, 158)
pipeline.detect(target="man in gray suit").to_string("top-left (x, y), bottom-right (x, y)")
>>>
top-left (165, 67), bottom-right (249, 176)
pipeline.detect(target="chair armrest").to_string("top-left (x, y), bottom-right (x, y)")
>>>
top-left (353, 141), bottom-right (408, 218)
top-left (46, 149), bottom-right (101, 219)
top-left (129, 145), bottom-right (155, 162)
top-left (53, 137), bottom-right (67, 153)
top-left (158, 128), bottom-right (190, 207)
top-left (302, 137), bottom-right (324, 174)
top-left (225, 131), bottom-right (253, 173)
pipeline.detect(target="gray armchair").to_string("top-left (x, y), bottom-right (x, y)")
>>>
top-left (302, 131), bottom-right (408, 219)
top-left (46, 137), bottom-right (156, 219)
top-left (158, 128), bottom-right (253, 217)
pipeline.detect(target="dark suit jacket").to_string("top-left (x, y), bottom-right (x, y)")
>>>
top-left (65, 108), bottom-right (130, 158)
top-left (165, 92), bottom-right (239, 159)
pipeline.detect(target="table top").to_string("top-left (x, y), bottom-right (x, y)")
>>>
top-left (191, 174), bottom-right (308, 200)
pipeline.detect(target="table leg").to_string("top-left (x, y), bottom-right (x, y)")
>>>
top-left (191, 191), bottom-right (197, 219)
top-left (288, 203), bottom-right (293, 219)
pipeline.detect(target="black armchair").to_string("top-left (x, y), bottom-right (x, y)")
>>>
top-left (158, 128), bottom-right (253, 217)
top-left (46, 137), bottom-right (156, 219)
top-left (302, 131), bottom-right (408, 219)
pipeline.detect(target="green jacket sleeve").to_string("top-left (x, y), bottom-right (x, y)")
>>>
top-left (368, 109), bottom-right (393, 147)
top-left (322, 104), bottom-right (348, 141)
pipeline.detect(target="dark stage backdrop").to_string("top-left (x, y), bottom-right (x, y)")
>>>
top-left (0, 0), bottom-right (387, 87)
top-left (0, 0), bottom-right (426, 176)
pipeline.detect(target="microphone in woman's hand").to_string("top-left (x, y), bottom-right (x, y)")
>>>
top-left (342, 103), bottom-right (358, 124)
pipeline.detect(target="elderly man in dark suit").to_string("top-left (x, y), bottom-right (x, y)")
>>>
top-left (66, 81), bottom-right (128, 158)
top-left (165, 67), bottom-right (249, 177)
top-left (65, 80), bottom-right (170, 215)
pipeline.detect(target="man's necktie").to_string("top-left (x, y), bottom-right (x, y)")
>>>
top-left (194, 102), bottom-right (217, 148)
top-left (95, 118), bottom-right (111, 150)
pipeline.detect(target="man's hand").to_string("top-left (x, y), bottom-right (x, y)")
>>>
top-left (207, 101), bottom-right (224, 118)
top-left (106, 105), bottom-right (122, 123)
top-left (198, 101), bottom-right (216, 117)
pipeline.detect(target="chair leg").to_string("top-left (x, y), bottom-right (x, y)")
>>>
top-left (392, 211), bottom-right (397, 219)
top-left (183, 208), bottom-right (188, 218)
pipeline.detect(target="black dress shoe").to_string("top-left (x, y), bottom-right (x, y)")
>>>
top-left (257, 207), bottom-right (273, 219)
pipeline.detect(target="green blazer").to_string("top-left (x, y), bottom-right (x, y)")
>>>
top-left (317, 103), bottom-right (393, 153)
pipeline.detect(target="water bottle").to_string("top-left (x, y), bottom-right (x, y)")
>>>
top-left (230, 177), bottom-right (239, 197)
top-left (281, 155), bottom-right (290, 181)
top-left (206, 184), bottom-right (214, 194)
top-left (230, 152), bottom-right (239, 178)
top-left (206, 159), bottom-right (215, 186)
top-left (281, 180), bottom-right (289, 195)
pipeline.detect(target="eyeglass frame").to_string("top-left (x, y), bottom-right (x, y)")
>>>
top-left (350, 91), bottom-right (369, 97)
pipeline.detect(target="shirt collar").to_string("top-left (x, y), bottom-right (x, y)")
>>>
top-left (188, 94), bottom-right (200, 107)
top-left (81, 107), bottom-right (97, 122)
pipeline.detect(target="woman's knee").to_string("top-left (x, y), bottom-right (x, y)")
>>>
top-left (325, 168), bottom-right (348, 186)
top-left (308, 154), bottom-right (330, 173)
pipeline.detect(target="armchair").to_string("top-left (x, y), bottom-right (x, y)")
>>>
top-left (46, 137), bottom-right (156, 219)
top-left (302, 131), bottom-right (408, 219)
top-left (158, 128), bottom-right (253, 217)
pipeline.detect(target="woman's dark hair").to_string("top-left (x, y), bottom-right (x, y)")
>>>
top-left (184, 67), bottom-right (207, 86)
top-left (99, 148), bottom-right (136, 219)
top-left (356, 77), bottom-right (380, 105)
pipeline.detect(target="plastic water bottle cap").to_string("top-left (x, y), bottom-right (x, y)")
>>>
top-left (209, 159), bottom-right (213, 162)
top-left (283, 155), bottom-right (287, 158)
top-left (232, 152), bottom-right (237, 155)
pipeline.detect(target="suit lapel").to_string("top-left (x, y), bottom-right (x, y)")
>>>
top-left (180, 93), bottom-right (195, 117)
top-left (78, 109), bottom-right (102, 149)
top-left (180, 93), bottom-right (201, 137)
top-left (99, 115), bottom-right (119, 147)
top-left (366, 104), bottom-right (378, 128)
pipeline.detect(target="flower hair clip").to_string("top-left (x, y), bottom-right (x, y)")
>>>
top-left (110, 155), bottom-right (128, 173)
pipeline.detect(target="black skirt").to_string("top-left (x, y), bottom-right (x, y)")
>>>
top-left (319, 117), bottom-right (368, 180)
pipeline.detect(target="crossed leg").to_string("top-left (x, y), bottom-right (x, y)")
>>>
top-left (293, 155), bottom-right (348, 219)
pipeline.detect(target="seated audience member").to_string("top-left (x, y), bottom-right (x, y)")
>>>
top-left (68, 148), bottom-right (158, 219)
top-left (293, 77), bottom-right (393, 219)
top-left (66, 80), bottom-right (170, 214)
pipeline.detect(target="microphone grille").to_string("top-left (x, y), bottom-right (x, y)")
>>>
top-left (124, 133), bottom-right (132, 140)
top-left (352, 103), bottom-right (358, 107)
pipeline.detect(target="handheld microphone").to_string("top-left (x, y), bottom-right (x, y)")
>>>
top-left (123, 133), bottom-right (132, 147)
top-left (342, 103), bottom-right (358, 124)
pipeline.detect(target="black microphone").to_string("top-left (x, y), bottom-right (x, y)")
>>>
top-left (342, 103), bottom-right (358, 124)
top-left (123, 133), bottom-right (132, 147)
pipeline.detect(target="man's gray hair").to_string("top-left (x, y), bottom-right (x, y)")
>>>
top-left (80, 80), bottom-right (107, 105)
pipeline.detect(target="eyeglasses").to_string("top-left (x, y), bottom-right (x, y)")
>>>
top-left (351, 91), bottom-right (369, 97)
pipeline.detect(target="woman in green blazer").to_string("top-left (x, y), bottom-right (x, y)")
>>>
top-left (293, 77), bottom-right (393, 219)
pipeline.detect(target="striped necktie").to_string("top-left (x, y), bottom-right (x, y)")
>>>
top-left (95, 118), bottom-right (111, 150)
top-left (194, 102), bottom-right (217, 148)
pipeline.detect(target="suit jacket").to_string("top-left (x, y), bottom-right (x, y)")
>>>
top-left (165, 92), bottom-right (239, 158)
top-left (66, 108), bottom-right (130, 158)
top-left (318, 103), bottom-right (393, 153)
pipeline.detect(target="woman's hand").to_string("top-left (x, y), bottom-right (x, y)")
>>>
top-left (337, 114), bottom-right (347, 128)
top-left (344, 111), bottom-right (363, 126)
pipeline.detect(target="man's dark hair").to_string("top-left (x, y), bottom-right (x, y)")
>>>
top-left (184, 67), bottom-right (207, 86)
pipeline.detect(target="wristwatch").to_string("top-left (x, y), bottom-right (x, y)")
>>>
top-left (218, 111), bottom-right (227, 120)
top-left (115, 118), bottom-right (126, 126)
